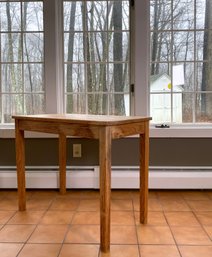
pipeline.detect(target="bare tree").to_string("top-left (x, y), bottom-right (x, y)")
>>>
top-left (201, 0), bottom-right (212, 118)
top-left (66, 1), bottom-right (76, 113)
top-left (113, 1), bottom-right (125, 115)
top-left (23, 2), bottom-right (35, 114)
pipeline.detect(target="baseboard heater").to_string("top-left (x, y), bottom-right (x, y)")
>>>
top-left (0, 166), bottom-right (212, 189)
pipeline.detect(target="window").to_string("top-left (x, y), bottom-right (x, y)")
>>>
top-left (150, 0), bottom-right (212, 124)
top-left (63, 0), bottom-right (131, 116)
top-left (0, 0), bottom-right (44, 124)
top-left (3, 0), bottom-right (212, 135)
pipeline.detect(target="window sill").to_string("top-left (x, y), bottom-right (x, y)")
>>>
top-left (150, 124), bottom-right (212, 138)
top-left (1, 124), bottom-right (212, 138)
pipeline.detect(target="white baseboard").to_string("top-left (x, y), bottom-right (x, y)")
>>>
top-left (111, 166), bottom-right (212, 189)
top-left (0, 166), bottom-right (212, 189)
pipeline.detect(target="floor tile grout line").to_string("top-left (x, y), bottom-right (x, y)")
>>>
top-left (132, 194), bottom-right (143, 257)
top-left (162, 210), bottom-right (183, 257)
top-left (192, 209), bottom-right (212, 231)
top-left (15, 192), bottom-right (60, 256)
top-left (56, 192), bottom-right (97, 257)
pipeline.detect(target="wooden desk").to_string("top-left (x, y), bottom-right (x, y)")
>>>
top-left (13, 114), bottom-right (151, 252)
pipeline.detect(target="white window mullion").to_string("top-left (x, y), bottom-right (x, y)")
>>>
top-left (55, 0), bottom-right (64, 113)
top-left (44, 0), bottom-right (64, 114)
top-left (134, 0), bottom-right (150, 116)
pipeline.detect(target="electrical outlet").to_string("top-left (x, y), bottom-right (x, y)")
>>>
top-left (73, 144), bottom-right (82, 158)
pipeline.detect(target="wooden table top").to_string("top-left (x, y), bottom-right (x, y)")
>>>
top-left (12, 114), bottom-right (151, 126)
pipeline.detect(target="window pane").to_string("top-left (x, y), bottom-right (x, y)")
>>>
top-left (172, 64), bottom-right (185, 92)
top-left (23, 2), bottom-right (43, 31)
top-left (109, 32), bottom-right (129, 61)
top-left (183, 63), bottom-right (195, 91)
top-left (173, 0), bottom-right (194, 30)
top-left (1, 33), bottom-right (22, 62)
top-left (87, 63), bottom-right (108, 92)
top-left (24, 94), bottom-right (45, 114)
top-left (150, 63), bottom-right (171, 78)
top-left (88, 32), bottom-right (107, 62)
top-left (88, 93), bottom-right (108, 115)
top-left (64, 32), bottom-right (84, 62)
top-left (0, 2), bottom-right (21, 31)
top-left (150, 32), bottom-right (172, 62)
top-left (3, 94), bottom-right (24, 123)
top-left (196, 62), bottom-right (203, 91)
top-left (66, 94), bottom-right (86, 113)
top-left (196, 31), bottom-right (204, 61)
top-left (182, 93), bottom-right (194, 123)
top-left (150, 0), bottom-right (172, 31)
top-left (65, 64), bottom-right (85, 93)
top-left (109, 1), bottom-right (130, 31)
top-left (196, 93), bottom-right (212, 122)
top-left (173, 32), bottom-right (194, 61)
top-left (23, 33), bottom-right (43, 62)
top-left (196, 0), bottom-right (207, 29)
top-left (1, 64), bottom-right (23, 93)
top-left (109, 93), bottom-right (127, 115)
top-left (173, 93), bottom-right (183, 123)
top-left (24, 64), bottom-right (44, 92)
top-left (109, 63), bottom-right (129, 92)
top-left (201, 30), bottom-right (212, 61)
top-left (63, 1), bottom-right (83, 31)
top-left (87, 1), bottom-right (107, 31)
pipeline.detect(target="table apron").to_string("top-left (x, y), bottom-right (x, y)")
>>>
top-left (111, 123), bottom-right (145, 139)
top-left (17, 120), bottom-right (146, 139)
top-left (18, 120), bottom-right (99, 138)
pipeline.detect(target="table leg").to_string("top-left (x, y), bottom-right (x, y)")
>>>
top-left (140, 121), bottom-right (149, 224)
top-left (15, 120), bottom-right (26, 211)
top-left (99, 127), bottom-right (111, 252)
top-left (59, 134), bottom-right (67, 194)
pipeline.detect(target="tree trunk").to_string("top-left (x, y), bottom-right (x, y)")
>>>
top-left (151, 0), bottom-right (159, 75)
top-left (201, 0), bottom-right (212, 118)
top-left (113, 1), bottom-right (125, 115)
top-left (82, 3), bottom-right (93, 113)
top-left (6, 3), bottom-right (15, 121)
top-left (66, 2), bottom-right (76, 113)
top-left (23, 2), bottom-right (34, 114)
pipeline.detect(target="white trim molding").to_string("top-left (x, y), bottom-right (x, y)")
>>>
top-left (0, 166), bottom-right (212, 189)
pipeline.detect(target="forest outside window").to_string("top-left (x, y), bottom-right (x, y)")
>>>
top-left (150, 0), bottom-right (212, 124)
top-left (0, 0), bottom-right (44, 124)
top-left (63, 0), bottom-right (131, 116)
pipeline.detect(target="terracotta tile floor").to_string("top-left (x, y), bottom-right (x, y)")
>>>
top-left (0, 189), bottom-right (211, 257)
